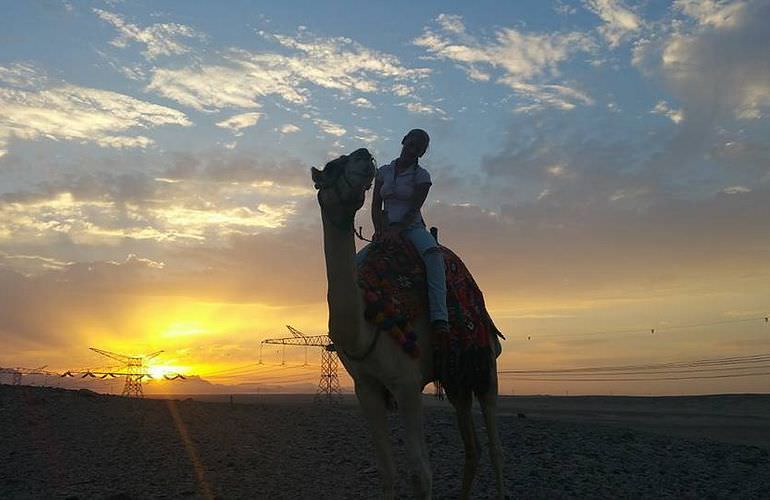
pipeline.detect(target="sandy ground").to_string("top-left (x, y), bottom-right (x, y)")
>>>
top-left (1, 386), bottom-right (769, 499)
top-left (494, 394), bottom-right (770, 450)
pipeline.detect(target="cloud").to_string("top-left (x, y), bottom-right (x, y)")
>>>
top-left (674, 0), bottom-right (747, 29)
top-left (0, 251), bottom-right (71, 276)
top-left (554, 1), bottom-right (579, 16)
top-left (313, 118), bottom-right (346, 137)
top-left (390, 83), bottom-right (414, 96)
top-left (0, 251), bottom-right (201, 355)
top-left (351, 97), bottom-right (374, 109)
top-left (0, 146), bottom-right (326, 356)
top-left (0, 152), bottom-right (316, 251)
top-left (146, 29), bottom-right (428, 112)
top-left (0, 66), bottom-right (191, 157)
top-left (635, 0), bottom-right (770, 121)
top-left (0, 224), bottom-right (329, 359)
top-left (353, 127), bottom-right (378, 143)
top-left (400, 101), bottom-right (449, 118)
top-left (709, 139), bottom-right (770, 178)
top-left (0, 150), bottom-right (329, 359)
top-left (722, 185), bottom-right (750, 194)
top-left (650, 100), bottom-right (684, 123)
top-left (457, 79), bottom-right (769, 306)
top-left (506, 82), bottom-right (594, 112)
top-left (216, 111), bottom-right (263, 135)
top-left (148, 59), bottom-right (296, 111)
top-left (630, 0), bottom-right (770, 182)
top-left (0, 63), bottom-right (48, 89)
top-left (424, 184), bottom-right (770, 307)
top-left (414, 14), bottom-right (595, 111)
top-left (583, 0), bottom-right (642, 47)
top-left (279, 124), bottom-right (301, 134)
top-left (93, 9), bottom-right (205, 60)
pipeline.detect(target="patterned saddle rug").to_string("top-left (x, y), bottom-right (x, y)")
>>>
top-left (357, 237), bottom-right (503, 395)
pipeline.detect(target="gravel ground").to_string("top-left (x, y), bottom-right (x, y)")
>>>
top-left (1, 385), bottom-right (768, 499)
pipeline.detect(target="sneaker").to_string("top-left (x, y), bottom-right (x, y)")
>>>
top-left (432, 319), bottom-right (450, 336)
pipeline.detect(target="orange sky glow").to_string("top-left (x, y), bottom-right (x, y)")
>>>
top-left (1, 1), bottom-right (769, 396)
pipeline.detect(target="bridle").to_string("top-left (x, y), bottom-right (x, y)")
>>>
top-left (315, 152), bottom-right (380, 361)
top-left (315, 154), bottom-right (375, 235)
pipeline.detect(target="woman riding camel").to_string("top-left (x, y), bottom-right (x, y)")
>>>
top-left (359, 128), bottom-right (449, 337)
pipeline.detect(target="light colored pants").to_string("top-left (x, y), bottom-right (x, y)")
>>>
top-left (356, 224), bottom-right (449, 323)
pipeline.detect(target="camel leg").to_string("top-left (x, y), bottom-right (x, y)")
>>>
top-left (394, 387), bottom-right (432, 500)
top-left (477, 371), bottom-right (506, 499)
top-left (355, 381), bottom-right (395, 500)
top-left (448, 388), bottom-right (479, 500)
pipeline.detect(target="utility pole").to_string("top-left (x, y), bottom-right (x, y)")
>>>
top-left (89, 348), bottom-right (163, 397)
top-left (261, 326), bottom-right (342, 404)
top-left (315, 344), bottom-right (342, 404)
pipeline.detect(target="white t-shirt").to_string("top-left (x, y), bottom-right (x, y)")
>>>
top-left (377, 159), bottom-right (432, 225)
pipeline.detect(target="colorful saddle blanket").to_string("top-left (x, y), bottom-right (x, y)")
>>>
top-left (357, 238), bottom-right (502, 395)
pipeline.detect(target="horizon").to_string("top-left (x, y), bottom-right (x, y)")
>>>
top-left (1, 0), bottom-right (769, 396)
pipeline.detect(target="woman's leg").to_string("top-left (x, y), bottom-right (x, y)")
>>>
top-left (355, 242), bottom-right (371, 266)
top-left (403, 227), bottom-right (448, 323)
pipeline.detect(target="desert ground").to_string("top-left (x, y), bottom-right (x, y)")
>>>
top-left (1, 385), bottom-right (768, 499)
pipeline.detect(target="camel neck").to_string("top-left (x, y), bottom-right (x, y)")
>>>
top-left (320, 209), bottom-right (368, 354)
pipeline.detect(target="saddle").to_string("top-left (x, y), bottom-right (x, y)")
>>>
top-left (357, 232), bottom-right (504, 395)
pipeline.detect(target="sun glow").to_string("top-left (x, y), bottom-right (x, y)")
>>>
top-left (162, 321), bottom-right (208, 338)
top-left (147, 364), bottom-right (186, 379)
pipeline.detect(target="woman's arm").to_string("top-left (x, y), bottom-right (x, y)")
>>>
top-left (371, 177), bottom-right (384, 236)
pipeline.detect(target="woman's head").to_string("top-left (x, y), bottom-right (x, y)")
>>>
top-left (400, 128), bottom-right (430, 160)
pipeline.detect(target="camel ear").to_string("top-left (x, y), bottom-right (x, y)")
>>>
top-left (311, 166), bottom-right (325, 189)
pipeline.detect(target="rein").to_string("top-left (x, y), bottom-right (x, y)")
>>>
top-left (319, 163), bottom-right (374, 241)
top-left (317, 153), bottom-right (378, 361)
top-left (355, 226), bottom-right (373, 243)
top-left (338, 326), bottom-right (381, 362)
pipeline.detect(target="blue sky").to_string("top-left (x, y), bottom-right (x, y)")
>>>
top-left (1, 1), bottom-right (768, 394)
top-left (1, 0), bottom-right (686, 179)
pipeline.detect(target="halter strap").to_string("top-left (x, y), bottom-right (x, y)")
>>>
top-left (339, 326), bottom-right (381, 361)
top-left (321, 167), bottom-right (370, 235)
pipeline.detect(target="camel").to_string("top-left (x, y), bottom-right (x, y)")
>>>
top-left (312, 148), bottom-right (505, 499)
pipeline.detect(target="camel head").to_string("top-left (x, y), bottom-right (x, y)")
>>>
top-left (312, 148), bottom-right (376, 216)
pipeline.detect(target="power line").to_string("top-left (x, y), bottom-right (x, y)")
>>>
top-left (523, 314), bottom-right (768, 341)
top-left (502, 371), bottom-right (770, 382)
top-left (204, 361), bottom-right (316, 378)
top-left (499, 353), bottom-right (770, 375)
top-left (236, 371), bottom-right (319, 385)
top-left (211, 364), bottom-right (317, 380)
top-left (200, 362), bottom-right (272, 378)
top-left (502, 364), bottom-right (770, 377)
top-left (499, 353), bottom-right (770, 382)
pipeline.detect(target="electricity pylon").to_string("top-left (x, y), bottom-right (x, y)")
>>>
top-left (261, 325), bottom-right (342, 403)
top-left (316, 344), bottom-right (342, 404)
top-left (89, 348), bottom-right (163, 398)
top-left (0, 368), bottom-right (22, 385)
top-left (0, 366), bottom-right (48, 386)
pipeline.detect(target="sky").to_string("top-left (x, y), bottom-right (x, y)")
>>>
top-left (1, 0), bottom-right (768, 395)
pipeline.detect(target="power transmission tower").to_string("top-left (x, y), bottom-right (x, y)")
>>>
top-left (89, 348), bottom-right (163, 397)
top-left (1, 366), bottom-right (47, 386)
top-left (316, 344), bottom-right (342, 404)
top-left (0, 367), bottom-right (21, 385)
top-left (261, 325), bottom-right (342, 404)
